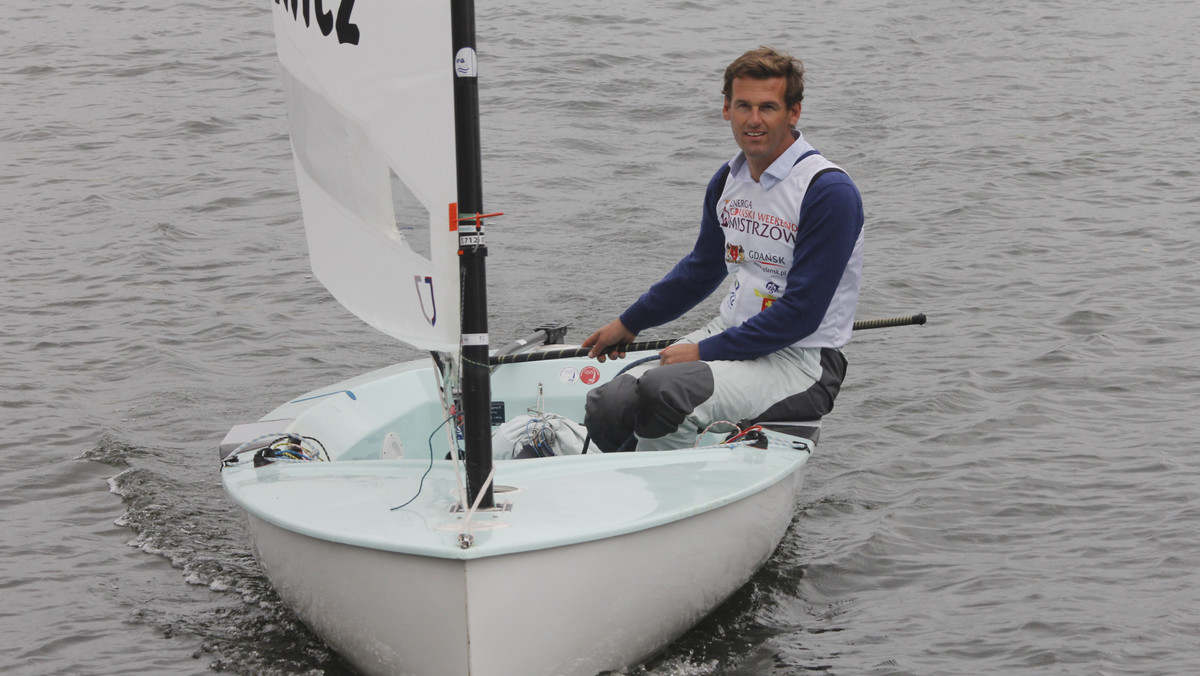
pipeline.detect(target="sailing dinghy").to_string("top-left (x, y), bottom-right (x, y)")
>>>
top-left (219, 2), bottom-right (921, 674)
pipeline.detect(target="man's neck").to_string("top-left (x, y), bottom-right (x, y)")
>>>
top-left (747, 132), bottom-right (797, 182)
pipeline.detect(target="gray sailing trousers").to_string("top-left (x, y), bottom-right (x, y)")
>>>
top-left (584, 317), bottom-right (847, 451)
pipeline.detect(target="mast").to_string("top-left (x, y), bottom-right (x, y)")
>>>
top-left (451, 0), bottom-right (493, 509)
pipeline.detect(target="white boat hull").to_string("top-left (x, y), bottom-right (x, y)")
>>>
top-left (222, 354), bottom-right (812, 675)
top-left (243, 465), bottom-right (803, 676)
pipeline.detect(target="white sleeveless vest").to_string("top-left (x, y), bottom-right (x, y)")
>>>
top-left (716, 153), bottom-right (863, 348)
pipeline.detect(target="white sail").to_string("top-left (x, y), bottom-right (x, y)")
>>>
top-left (272, 1), bottom-right (460, 351)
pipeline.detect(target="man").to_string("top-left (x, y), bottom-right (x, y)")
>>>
top-left (581, 47), bottom-right (864, 452)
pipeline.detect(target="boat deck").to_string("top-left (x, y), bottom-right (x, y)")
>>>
top-left (222, 437), bottom-right (810, 560)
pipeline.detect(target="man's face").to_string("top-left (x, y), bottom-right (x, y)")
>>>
top-left (722, 76), bottom-right (801, 174)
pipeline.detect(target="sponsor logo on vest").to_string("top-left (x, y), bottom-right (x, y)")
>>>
top-left (275, 0), bottom-right (360, 45)
top-left (748, 250), bottom-right (787, 267)
top-left (719, 206), bottom-right (799, 245)
top-left (754, 288), bottom-right (778, 311)
top-left (726, 243), bottom-right (745, 264)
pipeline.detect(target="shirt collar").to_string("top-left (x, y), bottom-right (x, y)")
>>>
top-left (728, 130), bottom-right (817, 190)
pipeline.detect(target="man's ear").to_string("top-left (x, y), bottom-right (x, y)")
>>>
top-left (789, 102), bottom-right (802, 126)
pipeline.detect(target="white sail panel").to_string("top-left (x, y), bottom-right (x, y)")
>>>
top-left (272, 2), bottom-right (460, 351)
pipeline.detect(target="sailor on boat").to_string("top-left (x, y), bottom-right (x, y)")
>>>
top-left (582, 47), bottom-right (865, 451)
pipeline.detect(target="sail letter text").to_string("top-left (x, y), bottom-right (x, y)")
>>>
top-left (275, 0), bottom-right (360, 45)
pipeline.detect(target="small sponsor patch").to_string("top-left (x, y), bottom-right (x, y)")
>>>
top-left (580, 366), bottom-right (600, 385)
top-left (455, 48), bottom-right (478, 78)
top-left (755, 287), bottom-right (778, 311)
top-left (749, 249), bottom-right (786, 267)
top-left (558, 366), bottom-right (578, 384)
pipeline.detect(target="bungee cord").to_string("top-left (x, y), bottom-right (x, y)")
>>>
top-left (222, 433), bottom-right (330, 467)
top-left (391, 414), bottom-right (457, 512)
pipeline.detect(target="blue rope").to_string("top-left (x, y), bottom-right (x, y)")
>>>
top-left (615, 354), bottom-right (661, 377)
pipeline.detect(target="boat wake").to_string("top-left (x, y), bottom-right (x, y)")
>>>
top-left (96, 435), bottom-right (356, 675)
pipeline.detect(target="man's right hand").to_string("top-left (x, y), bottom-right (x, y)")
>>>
top-left (582, 319), bottom-right (637, 362)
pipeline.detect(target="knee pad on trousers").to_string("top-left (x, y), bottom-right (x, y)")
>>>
top-left (631, 362), bottom-right (714, 441)
top-left (584, 374), bottom-right (638, 452)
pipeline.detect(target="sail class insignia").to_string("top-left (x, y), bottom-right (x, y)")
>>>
top-left (415, 275), bottom-right (437, 326)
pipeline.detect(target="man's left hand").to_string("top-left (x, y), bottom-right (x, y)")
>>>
top-left (658, 343), bottom-right (701, 365)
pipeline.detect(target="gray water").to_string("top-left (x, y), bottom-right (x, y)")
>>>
top-left (3, 1), bottom-right (1198, 674)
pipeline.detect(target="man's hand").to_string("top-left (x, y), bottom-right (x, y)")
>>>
top-left (658, 342), bottom-right (701, 365)
top-left (582, 319), bottom-right (636, 362)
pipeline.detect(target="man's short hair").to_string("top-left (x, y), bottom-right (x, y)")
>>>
top-left (722, 47), bottom-right (805, 108)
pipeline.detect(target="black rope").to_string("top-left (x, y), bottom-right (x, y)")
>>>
top-left (390, 415), bottom-right (456, 511)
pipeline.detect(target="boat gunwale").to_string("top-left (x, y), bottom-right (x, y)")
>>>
top-left (221, 435), bottom-right (811, 560)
